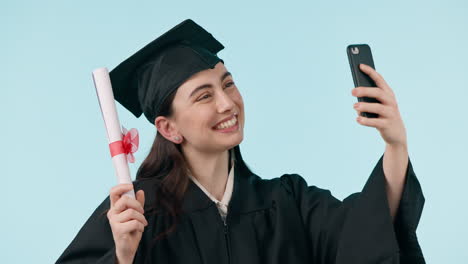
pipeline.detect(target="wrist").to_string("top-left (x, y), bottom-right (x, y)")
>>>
top-left (386, 141), bottom-right (408, 151)
top-left (115, 250), bottom-right (134, 264)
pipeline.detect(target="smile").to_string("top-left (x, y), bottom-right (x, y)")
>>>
top-left (214, 115), bottom-right (238, 130)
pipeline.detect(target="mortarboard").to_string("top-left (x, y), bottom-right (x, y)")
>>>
top-left (109, 19), bottom-right (225, 124)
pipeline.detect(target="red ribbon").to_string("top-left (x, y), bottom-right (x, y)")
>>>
top-left (109, 126), bottom-right (139, 163)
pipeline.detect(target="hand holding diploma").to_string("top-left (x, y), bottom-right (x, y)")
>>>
top-left (93, 67), bottom-right (148, 263)
top-left (108, 184), bottom-right (147, 264)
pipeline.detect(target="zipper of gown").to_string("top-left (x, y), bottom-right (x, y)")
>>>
top-left (223, 215), bottom-right (231, 264)
top-left (224, 155), bottom-right (233, 264)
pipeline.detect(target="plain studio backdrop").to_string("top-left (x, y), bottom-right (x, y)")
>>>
top-left (2, 0), bottom-right (467, 263)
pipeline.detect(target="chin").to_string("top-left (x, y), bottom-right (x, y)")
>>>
top-left (212, 132), bottom-right (244, 153)
top-left (229, 133), bottom-right (244, 148)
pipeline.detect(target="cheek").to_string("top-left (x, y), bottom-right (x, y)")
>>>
top-left (232, 90), bottom-right (244, 107)
top-left (233, 92), bottom-right (245, 125)
top-left (179, 108), bottom-right (213, 134)
top-left (236, 94), bottom-right (244, 114)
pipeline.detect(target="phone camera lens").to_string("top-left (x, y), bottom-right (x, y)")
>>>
top-left (351, 47), bottom-right (360, 55)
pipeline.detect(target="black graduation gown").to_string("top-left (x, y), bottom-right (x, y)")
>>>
top-left (56, 154), bottom-right (425, 264)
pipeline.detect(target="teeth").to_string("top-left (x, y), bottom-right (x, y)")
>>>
top-left (215, 116), bottom-right (237, 130)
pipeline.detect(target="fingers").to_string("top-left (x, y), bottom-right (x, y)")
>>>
top-left (112, 194), bottom-right (145, 215)
top-left (352, 87), bottom-right (393, 106)
top-left (107, 187), bottom-right (148, 232)
top-left (136, 190), bottom-right (145, 209)
top-left (354, 102), bottom-right (392, 118)
top-left (113, 208), bottom-right (148, 226)
top-left (359, 64), bottom-right (391, 90)
top-left (118, 219), bottom-right (146, 234)
top-left (356, 115), bottom-right (388, 129)
top-left (352, 65), bottom-right (397, 108)
top-left (110, 184), bottom-right (134, 207)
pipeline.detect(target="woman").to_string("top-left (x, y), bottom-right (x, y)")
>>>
top-left (56, 19), bottom-right (425, 264)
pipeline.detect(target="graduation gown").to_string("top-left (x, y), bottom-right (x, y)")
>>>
top-left (56, 154), bottom-right (425, 264)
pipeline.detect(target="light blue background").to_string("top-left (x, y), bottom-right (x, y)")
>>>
top-left (3, 0), bottom-right (467, 263)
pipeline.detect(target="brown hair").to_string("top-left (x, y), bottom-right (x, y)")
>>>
top-left (135, 90), bottom-right (187, 241)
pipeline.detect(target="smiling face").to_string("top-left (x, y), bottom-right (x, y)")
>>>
top-left (155, 62), bottom-right (245, 155)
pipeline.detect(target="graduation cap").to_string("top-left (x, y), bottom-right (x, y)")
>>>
top-left (110, 19), bottom-right (225, 124)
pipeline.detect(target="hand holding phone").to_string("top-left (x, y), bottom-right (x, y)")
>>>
top-left (347, 44), bottom-right (381, 118)
top-left (345, 45), bottom-right (409, 148)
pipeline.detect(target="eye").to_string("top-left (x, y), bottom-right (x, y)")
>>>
top-left (197, 93), bottom-right (212, 101)
top-left (224, 81), bottom-right (235, 89)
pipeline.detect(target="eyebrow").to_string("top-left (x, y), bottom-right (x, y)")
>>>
top-left (189, 71), bottom-right (232, 99)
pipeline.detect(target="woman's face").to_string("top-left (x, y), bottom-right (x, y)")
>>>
top-left (164, 62), bottom-right (244, 154)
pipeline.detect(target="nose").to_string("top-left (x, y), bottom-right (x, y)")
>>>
top-left (215, 90), bottom-right (235, 114)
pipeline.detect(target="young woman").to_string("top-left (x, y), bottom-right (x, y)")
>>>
top-left (56, 19), bottom-right (425, 264)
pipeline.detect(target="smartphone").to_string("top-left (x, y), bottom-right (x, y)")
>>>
top-left (346, 44), bottom-right (380, 118)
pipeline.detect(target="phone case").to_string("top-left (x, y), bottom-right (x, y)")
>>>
top-left (347, 44), bottom-right (380, 118)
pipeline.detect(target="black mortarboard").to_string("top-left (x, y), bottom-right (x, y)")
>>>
top-left (109, 19), bottom-right (224, 124)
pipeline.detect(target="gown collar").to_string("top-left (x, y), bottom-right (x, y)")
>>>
top-left (182, 154), bottom-right (271, 215)
top-left (187, 158), bottom-right (235, 216)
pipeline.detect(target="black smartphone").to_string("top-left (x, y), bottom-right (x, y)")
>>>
top-left (346, 44), bottom-right (380, 118)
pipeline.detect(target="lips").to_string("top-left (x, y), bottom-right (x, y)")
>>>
top-left (213, 113), bottom-right (237, 129)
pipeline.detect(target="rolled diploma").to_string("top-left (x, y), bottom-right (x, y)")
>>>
top-left (92, 67), bottom-right (135, 198)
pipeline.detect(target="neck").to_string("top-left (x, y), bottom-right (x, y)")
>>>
top-left (182, 147), bottom-right (230, 201)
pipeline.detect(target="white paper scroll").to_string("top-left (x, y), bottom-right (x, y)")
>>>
top-left (92, 67), bottom-right (135, 198)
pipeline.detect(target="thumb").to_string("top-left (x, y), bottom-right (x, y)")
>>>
top-left (136, 190), bottom-right (145, 208)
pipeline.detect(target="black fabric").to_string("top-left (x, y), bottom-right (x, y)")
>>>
top-left (109, 19), bottom-right (224, 124)
top-left (56, 153), bottom-right (425, 264)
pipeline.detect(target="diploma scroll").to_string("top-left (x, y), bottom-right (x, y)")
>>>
top-left (92, 67), bottom-right (135, 198)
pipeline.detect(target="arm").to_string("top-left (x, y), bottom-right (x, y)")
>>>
top-left (281, 151), bottom-right (425, 264)
top-left (351, 63), bottom-right (413, 224)
top-left (350, 64), bottom-right (425, 262)
top-left (383, 143), bottom-right (409, 222)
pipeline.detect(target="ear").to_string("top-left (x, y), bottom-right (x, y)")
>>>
top-left (154, 116), bottom-right (182, 144)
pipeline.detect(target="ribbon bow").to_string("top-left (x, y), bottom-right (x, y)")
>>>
top-left (109, 126), bottom-right (139, 163)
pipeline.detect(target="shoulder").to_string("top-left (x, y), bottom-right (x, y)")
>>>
top-left (243, 173), bottom-right (342, 219)
top-left (260, 173), bottom-right (319, 197)
top-left (274, 173), bottom-right (341, 206)
top-left (278, 173), bottom-right (308, 194)
top-left (247, 173), bottom-right (316, 199)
